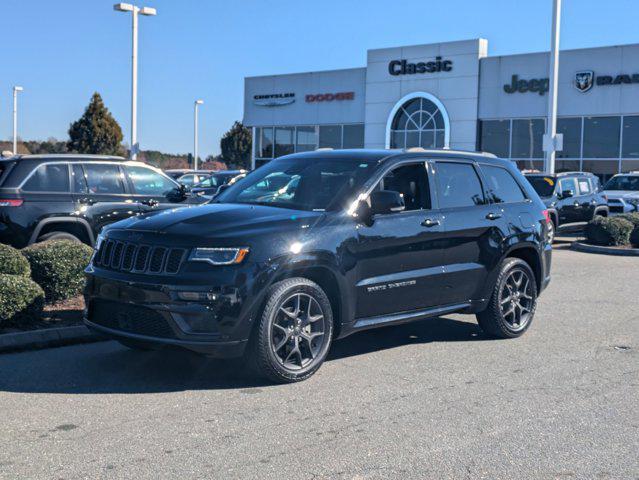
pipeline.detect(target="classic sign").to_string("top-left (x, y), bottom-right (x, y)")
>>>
top-left (388, 56), bottom-right (453, 76)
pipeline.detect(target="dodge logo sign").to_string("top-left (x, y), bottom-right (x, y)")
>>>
top-left (575, 70), bottom-right (594, 93)
top-left (305, 92), bottom-right (354, 102)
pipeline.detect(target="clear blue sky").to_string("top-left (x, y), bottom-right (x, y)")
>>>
top-left (1, 0), bottom-right (638, 157)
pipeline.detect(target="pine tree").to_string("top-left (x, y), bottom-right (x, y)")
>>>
top-left (220, 121), bottom-right (252, 169)
top-left (68, 93), bottom-right (124, 155)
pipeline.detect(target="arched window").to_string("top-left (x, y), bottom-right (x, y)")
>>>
top-left (389, 97), bottom-right (447, 149)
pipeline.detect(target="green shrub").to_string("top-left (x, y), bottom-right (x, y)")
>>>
top-left (21, 240), bottom-right (94, 302)
top-left (585, 216), bottom-right (633, 246)
top-left (0, 274), bottom-right (45, 326)
top-left (0, 243), bottom-right (31, 276)
top-left (617, 213), bottom-right (639, 246)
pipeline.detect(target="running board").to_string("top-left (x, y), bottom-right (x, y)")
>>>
top-left (353, 303), bottom-right (470, 331)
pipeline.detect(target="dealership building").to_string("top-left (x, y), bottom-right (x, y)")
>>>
top-left (244, 38), bottom-right (639, 180)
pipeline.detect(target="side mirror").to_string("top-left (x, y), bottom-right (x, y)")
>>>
top-left (167, 185), bottom-right (187, 202)
top-left (370, 190), bottom-right (405, 215)
top-left (560, 189), bottom-right (573, 199)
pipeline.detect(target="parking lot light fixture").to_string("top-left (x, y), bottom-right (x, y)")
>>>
top-left (12, 86), bottom-right (24, 155)
top-left (194, 100), bottom-right (204, 170)
top-left (113, 3), bottom-right (157, 161)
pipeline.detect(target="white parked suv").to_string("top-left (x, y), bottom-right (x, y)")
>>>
top-left (603, 173), bottom-right (639, 214)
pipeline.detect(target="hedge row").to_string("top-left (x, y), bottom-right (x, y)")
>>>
top-left (585, 213), bottom-right (639, 247)
top-left (0, 240), bottom-right (93, 326)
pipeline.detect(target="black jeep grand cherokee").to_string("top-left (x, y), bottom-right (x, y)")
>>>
top-left (85, 149), bottom-right (552, 383)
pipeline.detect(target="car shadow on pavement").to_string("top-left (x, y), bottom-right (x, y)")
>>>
top-left (0, 316), bottom-right (488, 394)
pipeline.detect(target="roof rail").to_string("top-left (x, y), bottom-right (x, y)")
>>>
top-left (403, 147), bottom-right (426, 153)
top-left (315, 147), bottom-right (333, 151)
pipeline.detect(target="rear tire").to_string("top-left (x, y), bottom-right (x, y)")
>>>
top-left (37, 231), bottom-right (82, 244)
top-left (247, 278), bottom-right (333, 383)
top-left (476, 258), bottom-right (538, 339)
top-left (547, 219), bottom-right (556, 243)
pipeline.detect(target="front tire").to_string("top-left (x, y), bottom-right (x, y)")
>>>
top-left (37, 231), bottom-right (82, 244)
top-left (476, 258), bottom-right (538, 339)
top-left (247, 278), bottom-right (333, 383)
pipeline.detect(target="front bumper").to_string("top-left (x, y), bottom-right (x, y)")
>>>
top-left (83, 271), bottom-right (262, 358)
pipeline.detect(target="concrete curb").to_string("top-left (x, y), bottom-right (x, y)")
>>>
top-left (0, 325), bottom-right (104, 354)
top-left (571, 242), bottom-right (639, 256)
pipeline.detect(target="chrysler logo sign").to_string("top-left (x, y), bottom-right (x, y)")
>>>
top-left (253, 93), bottom-right (295, 107)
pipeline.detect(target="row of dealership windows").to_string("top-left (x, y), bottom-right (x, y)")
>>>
top-left (254, 124), bottom-right (365, 166)
top-left (479, 115), bottom-right (639, 180)
top-left (480, 116), bottom-right (639, 160)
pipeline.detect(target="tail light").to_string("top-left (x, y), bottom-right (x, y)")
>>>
top-left (542, 209), bottom-right (551, 224)
top-left (0, 199), bottom-right (23, 207)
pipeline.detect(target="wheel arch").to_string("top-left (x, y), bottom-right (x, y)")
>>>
top-left (504, 244), bottom-right (542, 292)
top-left (271, 260), bottom-right (348, 339)
top-left (29, 217), bottom-right (95, 246)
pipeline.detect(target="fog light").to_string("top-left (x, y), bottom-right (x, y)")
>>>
top-left (176, 291), bottom-right (218, 302)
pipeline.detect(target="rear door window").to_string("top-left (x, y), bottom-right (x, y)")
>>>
top-left (84, 164), bottom-right (126, 195)
top-left (481, 165), bottom-right (526, 203)
top-left (578, 177), bottom-right (592, 195)
top-left (435, 162), bottom-right (486, 208)
top-left (22, 164), bottom-right (70, 192)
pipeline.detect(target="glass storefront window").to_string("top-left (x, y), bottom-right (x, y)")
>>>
top-left (583, 116), bottom-right (620, 158)
top-left (511, 119), bottom-right (544, 159)
top-left (582, 160), bottom-right (619, 183)
top-left (274, 127), bottom-right (294, 157)
top-left (556, 160), bottom-right (581, 173)
top-left (480, 120), bottom-right (510, 158)
top-left (319, 125), bottom-right (342, 149)
top-left (343, 124), bottom-right (365, 149)
top-left (260, 127), bottom-right (274, 158)
top-left (621, 159), bottom-right (639, 173)
top-left (296, 126), bottom-right (317, 153)
top-left (557, 117), bottom-right (582, 158)
top-left (622, 116), bottom-right (639, 158)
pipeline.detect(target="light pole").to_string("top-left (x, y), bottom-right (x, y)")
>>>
top-left (544, 0), bottom-right (562, 174)
top-left (114, 3), bottom-right (157, 161)
top-left (12, 86), bottom-right (23, 155)
top-left (194, 100), bottom-right (204, 170)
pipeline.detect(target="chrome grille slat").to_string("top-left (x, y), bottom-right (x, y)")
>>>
top-left (92, 241), bottom-right (185, 275)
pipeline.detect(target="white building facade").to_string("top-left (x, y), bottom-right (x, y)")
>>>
top-left (244, 39), bottom-right (639, 181)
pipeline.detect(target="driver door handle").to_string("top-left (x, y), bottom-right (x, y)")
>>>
top-left (141, 199), bottom-right (159, 207)
top-left (421, 218), bottom-right (440, 227)
top-left (79, 197), bottom-right (96, 205)
top-left (485, 212), bottom-right (503, 220)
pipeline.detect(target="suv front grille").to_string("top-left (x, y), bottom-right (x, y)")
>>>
top-left (94, 239), bottom-right (186, 275)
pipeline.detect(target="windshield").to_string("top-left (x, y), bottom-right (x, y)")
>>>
top-left (604, 175), bottom-right (639, 191)
top-left (193, 174), bottom-right (228, 189)
top-left (526, 176), bottom-right (556, 197)
top-left (216, 157), bottom-right (377, 211)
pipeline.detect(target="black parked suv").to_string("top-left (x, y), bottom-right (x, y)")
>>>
top-left (0, 154), bottom-right (197, 249)
top-left (85, 149), bottom-right (552, 383)
top-left (525, 171), bottom-right (608, 242)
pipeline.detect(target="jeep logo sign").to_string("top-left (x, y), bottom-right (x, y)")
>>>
top-left (503, 75), bottom-right (549, 96)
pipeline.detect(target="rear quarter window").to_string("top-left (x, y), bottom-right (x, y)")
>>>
top-left (481, 165), bottom-right (527, 203)
top-left (22, 164), bottom-right (70, 192)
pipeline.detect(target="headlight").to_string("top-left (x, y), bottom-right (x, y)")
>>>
top-left (189, 247), bottom-right (249, 266)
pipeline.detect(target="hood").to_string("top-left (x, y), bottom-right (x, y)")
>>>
top-left (603, 190), bottom-right (639, 199)
top-left (105, 202), bottom-right (324, 240)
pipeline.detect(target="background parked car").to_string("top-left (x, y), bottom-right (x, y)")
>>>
top-left (175, 171), bottom-right (212, 189)
top-left (0, 154), bottom-right (205, 249)
top-left (525, 171), bottom-right (608, 242)
top-left (602, 172), bottom-right (639, 214)
top-left (190, 170), bottom-right (246, 197)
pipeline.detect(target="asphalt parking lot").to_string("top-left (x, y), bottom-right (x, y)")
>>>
top-left (0, 248), bottom-right (637, 479)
